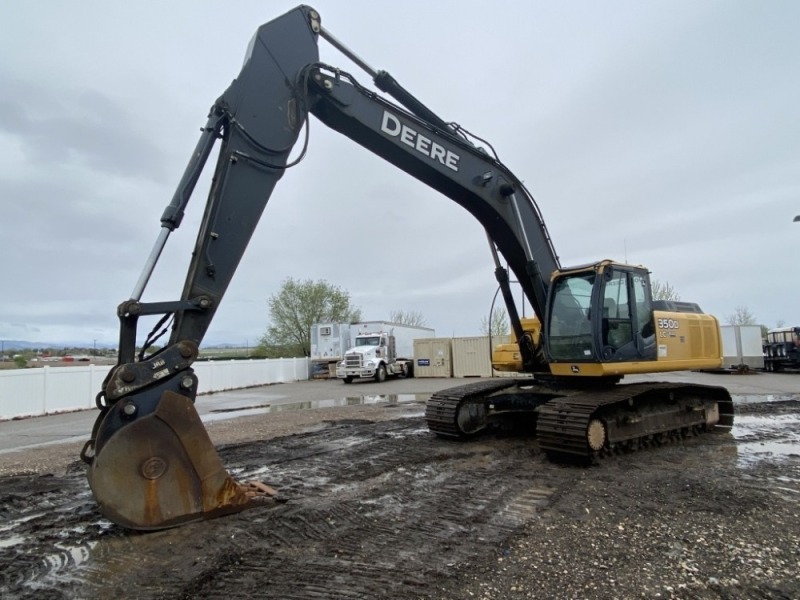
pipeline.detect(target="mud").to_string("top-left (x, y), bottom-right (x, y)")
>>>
top-left (1, 394), bottom-right (799, 600)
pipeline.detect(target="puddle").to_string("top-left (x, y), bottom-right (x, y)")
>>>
top-left (203, 406), bottom-right (274, 422)
top-left (0, 513), bottom-right (48, 532)
top-left (270, 393), bottom-right (426, 412)
top-left (382, 424), bottom-right (429, 437)
top-left (737, 442), bottom-right (800, 460)
top-left (733, 394), bottom-right (798, 405)
top-left (730, 410), bottom-right (800, 465)
top-left (732, 414), bottom-right (800, 431)
top-left (0, 535), bottom-right (26, 549)
top-left (209, 403), bottom-right (272, 414)
top-left (202, 394), bottom-right (427, 423)
top-left (42, 541), bottom-right (98, 571)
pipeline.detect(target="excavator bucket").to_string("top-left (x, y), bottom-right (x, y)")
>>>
top-left (87, 391), bottom-right (274, 530)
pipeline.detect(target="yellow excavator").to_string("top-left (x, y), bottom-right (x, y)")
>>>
top-left (81, 6), bottom-right (733, 531)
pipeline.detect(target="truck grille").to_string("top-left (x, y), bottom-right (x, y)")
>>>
top-left (345, 355), bottom-right (362, 368)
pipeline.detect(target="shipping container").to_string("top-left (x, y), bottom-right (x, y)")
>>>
top-left (413, 338), bottom-right (452, 378)
top-left (452, 336), bottom-right (493, 377)
top-left (720, 325), bottom-right (764, 370)
top-left (310, 322), bottom-right (352, 377)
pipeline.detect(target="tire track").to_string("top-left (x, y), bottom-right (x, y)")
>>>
top-left (1, 416), bottom-right (561, 599)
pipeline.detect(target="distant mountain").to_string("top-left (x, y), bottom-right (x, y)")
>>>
top-left (203, 343), bottom-right (247, 349)
top-left (0, 340), bottom-right (116, 351)
top-left (0, 340), bottom-right (45, 351)
top-left (0, 340), bottom-right (246, 352)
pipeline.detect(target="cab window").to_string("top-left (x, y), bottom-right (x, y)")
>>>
top-left (548, 272), bottom-right (595, 360)
top-left (602, 271), bottom-right (633, 349)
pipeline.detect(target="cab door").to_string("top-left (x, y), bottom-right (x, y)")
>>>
top-left (598, 266), bottom-right (656, 362)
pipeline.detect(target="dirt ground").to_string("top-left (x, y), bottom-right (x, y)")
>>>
top-left (0, 378), bottom-right (799, 600)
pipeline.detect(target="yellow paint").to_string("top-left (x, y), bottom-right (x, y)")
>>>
top-left (652, 310), bottom-right (722, 363)
top-left (491, 308), bottom-right (723, 375)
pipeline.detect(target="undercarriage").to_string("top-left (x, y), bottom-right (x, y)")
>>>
top-left (425, 378), bottom-right (735, 462)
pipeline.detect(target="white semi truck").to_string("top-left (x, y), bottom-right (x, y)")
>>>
top-left (336, 321), bottom-right (435, 383)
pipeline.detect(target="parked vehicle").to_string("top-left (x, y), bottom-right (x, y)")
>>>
top-left (336, 322), bottom-right (435, 383)
top-left (763, 326), bottom-right (800, 372)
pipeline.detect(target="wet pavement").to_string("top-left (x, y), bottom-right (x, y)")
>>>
top-left (0, 377), bottom-right (454, 454)
top-left (1, 372), bottom-right (798, 459)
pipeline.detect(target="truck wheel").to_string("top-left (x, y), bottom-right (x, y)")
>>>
top-left (343, 376), bottom-right (353, 384)
top-left (375, 364), bottom-right (387, 383)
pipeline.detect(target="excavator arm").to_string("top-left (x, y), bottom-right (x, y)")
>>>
top-left (83, 5), bottom-right (561, 530)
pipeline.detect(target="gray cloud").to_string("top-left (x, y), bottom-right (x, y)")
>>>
top-left (1, 0), bottom-right (799, 347)
top-left (0, 72), bottom-right (170, 183)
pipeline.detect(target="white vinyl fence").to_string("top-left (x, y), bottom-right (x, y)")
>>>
top-left (0, 358), bottom-right (309, 420)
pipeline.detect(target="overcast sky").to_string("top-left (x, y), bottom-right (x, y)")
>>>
top-left (1, 0), bottom-right (798, 347)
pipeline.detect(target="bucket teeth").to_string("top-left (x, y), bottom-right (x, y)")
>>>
top-left (242, 480), bottom-right (279, 497)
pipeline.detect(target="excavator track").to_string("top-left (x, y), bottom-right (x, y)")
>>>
top-left (427, 380), bottom-right (734, 464)
top-left (536, 382), bottom-right (734, 462)
top-left (425, 379), bottom-right (521, 438)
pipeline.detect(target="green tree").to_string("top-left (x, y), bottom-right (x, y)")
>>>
top-left (260, 278), bottom-right (362, 357)
top-left (481, 306), bottom-right (510, 337)
top-left (651, 279), bottom-right (680, 301)
top-left (726, 305), bottom-right (757, 326)
top-left (389, 309), bottom-right (428, 327)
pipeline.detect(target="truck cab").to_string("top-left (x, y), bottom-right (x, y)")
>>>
top-left (764, 326), bottom-right (800, 372)
top-left (337, 332), bottom-right (406, 383)
top-left (335, 321), bottom-right (434, 383)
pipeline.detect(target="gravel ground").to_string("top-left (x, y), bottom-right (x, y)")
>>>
top-left (446, 451), bottom-right (800, 599)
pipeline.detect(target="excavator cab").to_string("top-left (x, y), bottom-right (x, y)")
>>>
top-left (491, 261), bottom-right (659, 376)
top-left (545, 261), bottom-right (657, 367)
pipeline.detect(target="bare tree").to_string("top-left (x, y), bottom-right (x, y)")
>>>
top-left (776, 319), bottom-right (786, 328)
top-left (726, 305), bottom-right (757, 326)
top-left (389, 309), bottom-right (428, 327)
top-left (481, 307), bottom-right (510, 337)
top-left (651, 279), bottom-right (681, 302)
